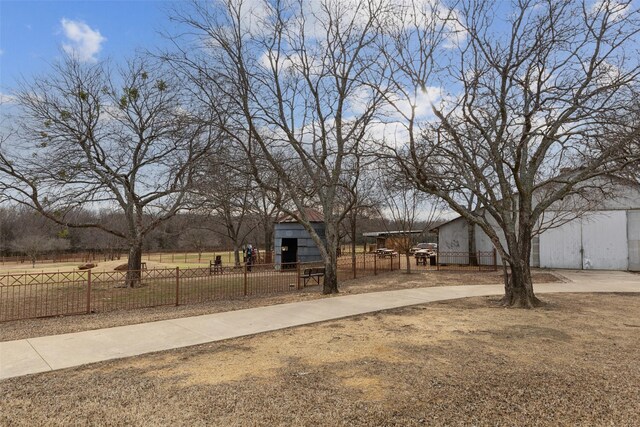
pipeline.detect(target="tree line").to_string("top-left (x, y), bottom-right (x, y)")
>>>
top-left (1, 0), bottom-right (638, 306)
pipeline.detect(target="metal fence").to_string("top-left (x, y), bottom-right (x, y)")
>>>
top-left (0, 250), bottom-right (495, 323)
top-left (413, 250), bottom-right (498, 271)
top-left (0, 253), bottom-right (403, 322)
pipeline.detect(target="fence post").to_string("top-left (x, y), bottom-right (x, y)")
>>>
top-left (296, 261), bottom-right (301, 290)
top-left (478, 251), bottom-right (481, 271)
top-left (243, 262), bottom-right (248, 296)
top-left (436, 245), bottom-right (440, 271)
top-left (86, 269), bottom-right (92, 314)
top-left (492, 248), bottom-right (497, 271)
top-left (374, 253), bottom-right (377, 275)
top-left (175, 267), bottom-right (180, 306)
top-left (362, 251), bottom-right (366, 276)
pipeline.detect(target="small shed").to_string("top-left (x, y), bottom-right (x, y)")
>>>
top-left (274, 209), bottom-right (325, 267)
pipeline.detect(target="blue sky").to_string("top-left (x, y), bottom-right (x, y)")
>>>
top-left (1, 0), bottom-right (179, 93)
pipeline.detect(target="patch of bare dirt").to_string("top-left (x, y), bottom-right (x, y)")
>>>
top-left (2, 293), bottom-right (638, 426)
top-left (0, 269), bottom-right (561, 342)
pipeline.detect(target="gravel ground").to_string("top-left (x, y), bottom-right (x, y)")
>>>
top-left (0, 270), bottom-right (561, 341)
top-left (1, 292), bottom-right (638, 426)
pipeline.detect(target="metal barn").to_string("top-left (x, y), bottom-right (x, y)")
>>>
top-left (274, 210), bottom-right (325, 267)
top-left (436, 182), bottom-right (640, 271)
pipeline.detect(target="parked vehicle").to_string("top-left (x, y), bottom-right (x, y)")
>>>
top-left (410, 243), bottom-right (436, 254)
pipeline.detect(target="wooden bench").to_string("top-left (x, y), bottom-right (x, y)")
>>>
top-left (300, 267), bottom-right (325, 287)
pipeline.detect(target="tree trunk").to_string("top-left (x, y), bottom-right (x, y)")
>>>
top-left (468, 220), bottom-right (477, 266)
top-left (405, 251), bottom-right (411, 273)
top-left (502, 260), bottom-right (541, 308)
top-left (126, 242), bottom-right (143, 288)
top-left (351, 237), bottom-right (357, 278)
top-left (322, 223), bottom-right (340, 294)
top-left (264, 224), bottom-right (273, 253)
top-left (323, 248), bottom-right (339, 294)
top-left (234, 245), bottom-right (241, 266)
top-left (501, 234), bottom-right (542, 308)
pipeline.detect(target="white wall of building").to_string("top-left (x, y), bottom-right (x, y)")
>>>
top-left (439, 209), bottom-right (639, 271)
top-left (628, 210), bottom-right (640, 271)
top-left (539, 219), bottom-right (583, 269)
top-left (581, 211), bottom-right (628, 270)
top-left (438, 219), bottom-right (468, 252)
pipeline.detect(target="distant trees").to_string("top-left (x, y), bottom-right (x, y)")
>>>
top-left (0, 206), bottom-right (71, 266)
top-left (0, 56), bottom-right (218, 285)
top-left (11, 234), bottom-right (70, 268)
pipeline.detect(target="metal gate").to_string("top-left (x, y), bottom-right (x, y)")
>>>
top-left (540, 210), bottom-right (630, 270)
top-left (628, 210), bottom-right (640, 271)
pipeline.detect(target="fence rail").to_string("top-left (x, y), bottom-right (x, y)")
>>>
top-left (0, 250), bottom-right (494, 323)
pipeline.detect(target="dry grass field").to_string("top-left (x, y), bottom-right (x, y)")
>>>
top-left (1, 292), bottom-right (639, 426)
top-left (0, 257), bottom-right (212, 275)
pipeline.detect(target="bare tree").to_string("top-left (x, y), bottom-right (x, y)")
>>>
top-left (170, 0), bottom-right (391, 293)
top-left (383, 0), bottom-right (640, 306)
top-left (0, 56), bottom-right (218, 286)
top-left (192, 146), bottom-right (259, 266)
top-left (12, 234), bottom-right (70, 268)
top-left (337, 162), bottom-right (381, 267)
top-left (178, 225), bottom-right (219, 262)
top-left (248, 171), bottom-right (281, 261)
top-left (375, 169), bottom-right (442, 273)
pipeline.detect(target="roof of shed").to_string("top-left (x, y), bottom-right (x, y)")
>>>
top-left (276, 208), bottom-right (325, 223)
top-left (362, 230), bottom-right (424, 237)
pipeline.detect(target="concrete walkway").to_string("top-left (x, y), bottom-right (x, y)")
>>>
top-left (1, 270), bottom-right (638, 380)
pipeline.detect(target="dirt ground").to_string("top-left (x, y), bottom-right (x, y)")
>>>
top-left (1, 292), bottom-right (638, 426)
top-left (0, 270), bottom-right (561, 341)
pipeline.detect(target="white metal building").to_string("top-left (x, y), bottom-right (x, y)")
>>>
top-left (436, 182), bottom-right (640, 271)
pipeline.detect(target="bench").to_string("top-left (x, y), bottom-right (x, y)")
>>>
top-left (300, 267), bottom-right (325, 287)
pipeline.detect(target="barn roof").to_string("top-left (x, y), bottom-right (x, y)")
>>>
top-left (362, 230), bottom-right (424, 237)
top-left (276, 208), bottom-right (325, 223)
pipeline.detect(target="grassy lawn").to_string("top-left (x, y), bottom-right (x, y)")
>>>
top-left (0, 257), bottom-right (210, 276)
top-left (1, 292), bottom-right (638, 426)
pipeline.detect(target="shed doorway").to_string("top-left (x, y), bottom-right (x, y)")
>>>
top-left (281, 238), bottom-right (298, 268)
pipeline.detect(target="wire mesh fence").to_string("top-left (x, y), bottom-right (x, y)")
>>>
top-left (0, 250), bottom-right (492, 322)
top-left (408, 250), bottom-right (498, 272)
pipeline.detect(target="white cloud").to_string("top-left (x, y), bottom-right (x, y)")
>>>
top-left (0, 93), bottom-right (16, 104)
top-left (591, 0), bottom-right (630, 21)
top-left (60, 18), bottom-right (106, 62)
